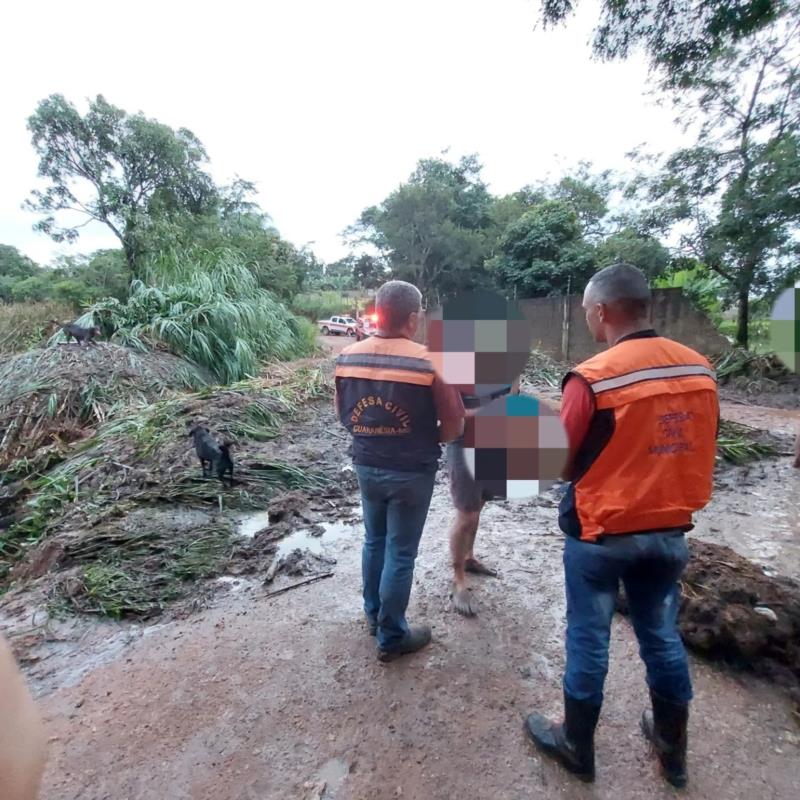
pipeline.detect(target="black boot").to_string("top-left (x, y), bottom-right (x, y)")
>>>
top-left (641, 689), bottom-right (689, 789)
top-left (525, 691), bottom-right (601, 782)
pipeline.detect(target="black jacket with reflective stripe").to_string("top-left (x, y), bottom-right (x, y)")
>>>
top-left (335, 339), bottom-right (441, 473)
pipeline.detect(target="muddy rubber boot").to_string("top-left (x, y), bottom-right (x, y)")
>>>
top-left (641, 689), bottom-right (689, 789)
top-left (525, 692), bottom-right (601, 782)
top-left (377, 625), bottom-right (432, 662)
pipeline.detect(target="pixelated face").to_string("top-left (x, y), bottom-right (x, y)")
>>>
top-left (462, 394), bottom-right (568, 499)
top-left (425, 289), bottom-right (534, 395)
top-left (770, 282), bottom-right (800, 374)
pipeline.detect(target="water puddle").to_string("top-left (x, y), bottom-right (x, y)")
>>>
top-left (697, 459), bottom-right (800, 580)
top-left (276, 521), bottom-right (355, 558)
top-left (236, 511), bottom-right (271, 539)
top-left (214, 576), bottom-right (254, 593)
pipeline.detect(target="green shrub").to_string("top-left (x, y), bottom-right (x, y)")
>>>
top-left (78, 248), bottom-right (316, 384)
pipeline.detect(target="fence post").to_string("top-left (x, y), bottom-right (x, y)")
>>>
top-left (561, 293), bottom-right (571, 362)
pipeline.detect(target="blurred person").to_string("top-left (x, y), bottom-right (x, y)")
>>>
top-left (447, 376), bottom-right (520, 616)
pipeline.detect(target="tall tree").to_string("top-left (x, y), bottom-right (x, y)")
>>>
top-left (635, 14), bottom-right (800, 346)
top-left (26, 94), bottom-right (216, 278)
top-left (0, 245), bottom-right (40, 302)
top-left (488, 200), bottom-right (596, 297)
top-left (350, 155), bottom-right (495, 300)
top-left (353, 253), bottom-right (387, 289)
top-left (539, 0), bottom-right (787, 87)
top-left (595, 228), bottom-right (671, 279)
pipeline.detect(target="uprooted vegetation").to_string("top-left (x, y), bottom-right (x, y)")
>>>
top-left (0, 359), bottom-right (354, 616)
top-left (713, 348), bottom-right (800, 405)
top-left (0, 344), bottom-right (209, 495)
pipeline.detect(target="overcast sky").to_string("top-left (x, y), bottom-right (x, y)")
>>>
top-left (1, 0), bottom-right (682, 266)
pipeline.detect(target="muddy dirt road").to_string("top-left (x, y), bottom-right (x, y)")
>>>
top-left (23, 393), bottom-right (799, 800)
top-left (319, 334), bottom-right (352, 355)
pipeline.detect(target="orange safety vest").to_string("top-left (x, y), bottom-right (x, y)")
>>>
top-left (559, 333), bottom-right (719, 542)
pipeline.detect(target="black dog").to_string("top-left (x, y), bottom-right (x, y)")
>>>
top-left (51, 320), bottom-right (102, 346)
top-left (187, 425), bottom-right (234, 487)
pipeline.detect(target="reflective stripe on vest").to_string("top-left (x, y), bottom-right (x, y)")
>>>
top-left (589, 364), bottom-right (717, 395)
top-left (334, 336), bottom-right (440, 472)
top-left (560, 337), bottom-right (718, 542)
top-left (335, 352), bottom-right (434, 387)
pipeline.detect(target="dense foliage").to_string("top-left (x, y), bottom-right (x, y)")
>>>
top-left (78, 249), bottom-right (317, 384)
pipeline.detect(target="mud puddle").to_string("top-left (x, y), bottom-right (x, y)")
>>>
top-left (697, 458), bottom-right (800, 581)
top-left (275, 521), bottom-right (355, 559)
top-left (237, 510), bottom-right (272, 539)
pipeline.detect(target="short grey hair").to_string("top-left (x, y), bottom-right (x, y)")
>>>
top-left (586, 263), bottom-right (651, 318)
top-left (376, 280), bottom-right (422, 332)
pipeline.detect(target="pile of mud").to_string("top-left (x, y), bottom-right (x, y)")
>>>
top-left (0, 343), bottom-right (209, 477)
top-left (620, 539), bottom-right (800, 703)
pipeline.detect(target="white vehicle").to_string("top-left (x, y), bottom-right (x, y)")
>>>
top-left (318, 316), bottom-right (357, 336)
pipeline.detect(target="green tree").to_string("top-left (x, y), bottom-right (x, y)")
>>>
top-left (353, 254), bottom-right (387, 289)
top-left (164, 179), bottom-right (313, 299)
top-left (539, 0), bottom-right (786, 87)
top-left (0, 244), bottom-right (38, 278)
top-left (488, 200), bottom-right (596, 297)
top-left (655, 263), bottom-right (726, 324)
top-left (321, 256), bottom-right (357, 291)
top-left (0, 245), bottom-right (40, 301)
top-left (547, 164), bottom-right (613, 237)
top-left (8, 275), bottom-right (52, 302)
top-left (636, 14), bottom-right (800, 346)
top-left (351, 154), bottom-right (495, 300)
top-left (595, 228), bottom-right (671, 279)
top-left (26, 94), bottom-right (216, 277)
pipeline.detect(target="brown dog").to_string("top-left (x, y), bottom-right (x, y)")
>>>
top-left (0, 634), bottom-right (46, 800)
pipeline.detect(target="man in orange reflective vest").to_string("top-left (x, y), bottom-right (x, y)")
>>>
top-left (335, 281), bottom-right (465, 662)
top-left (525, 264), bottom-right (719, 788)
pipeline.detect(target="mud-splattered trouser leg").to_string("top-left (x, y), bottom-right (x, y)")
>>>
top-left (562, 531), bottom-right (692, 707)
top-left (355, 465), bottom-right (435, 650)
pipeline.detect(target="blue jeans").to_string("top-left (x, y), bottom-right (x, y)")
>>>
top-left (356, 465), bottom-right (436, 650)
top-left (563, 532), bottom-right (692, 707)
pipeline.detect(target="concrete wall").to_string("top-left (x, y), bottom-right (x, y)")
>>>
top-left (415, 288), bottom-right (729, 362)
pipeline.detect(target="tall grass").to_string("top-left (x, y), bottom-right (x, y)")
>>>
top-left (78, 248), bottom-right (317, 384)
top-left (0, 301), bottom-right (74, 356)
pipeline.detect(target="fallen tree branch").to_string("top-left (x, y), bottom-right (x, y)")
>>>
top-left (263, 571), bottom-right (334, 598)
